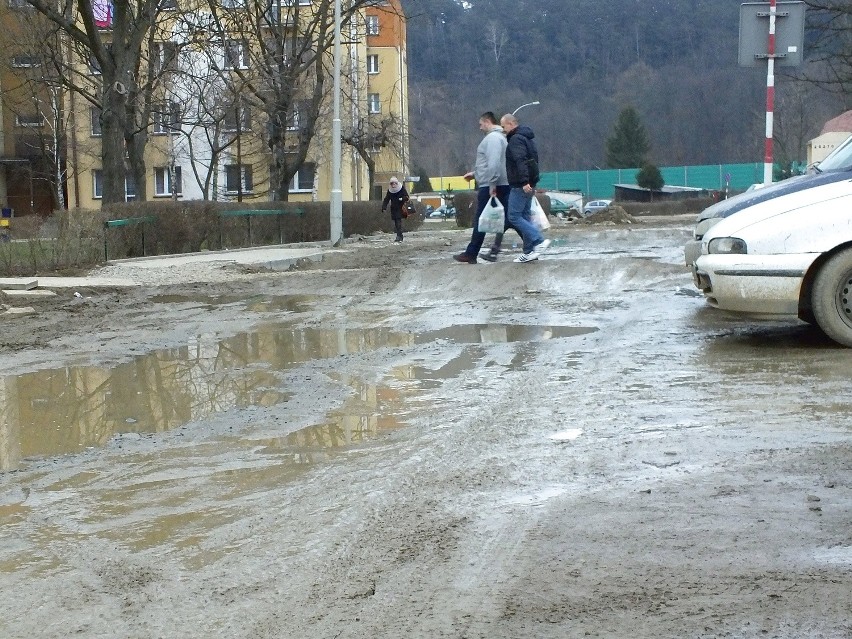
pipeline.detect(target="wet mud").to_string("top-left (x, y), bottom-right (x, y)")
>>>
top-left (0, 218), bottom-right (849, 638)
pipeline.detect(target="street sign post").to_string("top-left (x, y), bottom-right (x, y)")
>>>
top-left (739, 2), bottom-right (805, 185)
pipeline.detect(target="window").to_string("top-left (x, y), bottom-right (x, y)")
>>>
top-left (93, 170), bottom-right (137, 201)
top-left (16, 113), bottom-right (43, 128)
top-left (153, 102), bottom-right (180, 134)
top-left (125, 175), bottom-right (136, 201)
top-left (220, 0), bottom-right (244, 7)
top-left (151, 41), bottom-right (178, 73)
top-left (93, 169), bottom-right (103, 199)
top-left (89, 53), bottom-right (102, 75)
top-left (224, 40), bottom-right (249, 70)
top-left (90, 107), bottom-right (102, 136)
top-left (368, 93), bottom-right (381, 114)
top-left (367, 54), bottom-right (379, 74)
top-left (223, 102), bottom-right (251, 132)
top-left (155, 166), bottom-right (182, 196)
top-left (289, 162), bottom-right (315, 192)
top-left (225, 164), bottom-right (253, 193)
top-left (159, 0), bottom-right (177, 9)
top-left (365, 15), bottom-right (379, 36)
top-left (282, 0), bottom-right (312, 5)
top-left (11, 54), bottom-right (41, 68)
top-left (286, 102), bottom-right (307, 131)
top-left (8, 0), bottom-right (34, 9)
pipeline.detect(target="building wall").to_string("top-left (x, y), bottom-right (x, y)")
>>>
top-left (807, 132), bottom-right (851, 166)
top-left (365, 0), bottom-right (409, 196)
top-left (49, 1), bottom-right (409, 209)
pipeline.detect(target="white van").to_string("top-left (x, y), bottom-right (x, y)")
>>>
top-left (692, 135), bottom-right (852, 346)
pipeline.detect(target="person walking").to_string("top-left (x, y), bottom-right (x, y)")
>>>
top-left (501, 113), bottom-right (549, 263)
top-left (381, 177), bottom-right (409, 242)
top-left (453, 112), bottom-right (511, 264)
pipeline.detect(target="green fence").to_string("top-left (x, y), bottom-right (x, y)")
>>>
top-left (539, 163), bottom-right (774, 199)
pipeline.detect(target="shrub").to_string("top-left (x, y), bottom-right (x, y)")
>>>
top-left (0, 199), bottom-right (427, 276)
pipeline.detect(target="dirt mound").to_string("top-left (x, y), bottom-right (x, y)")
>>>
top-left (578, 204), bottom-right (635, 224)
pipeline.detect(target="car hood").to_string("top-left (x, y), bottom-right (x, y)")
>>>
top-left (696, 168), bottom-right (852, 223)
top-left (702, 177), bottom-right (852, 241)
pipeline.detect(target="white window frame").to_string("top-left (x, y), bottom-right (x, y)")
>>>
top-left (368, 93), bottom-right (381, 114)
top-left (154, 166), bottom-right (182, 197)
top-left (224, 39), bottom-right (249, 69)
top-left (225, 164), bottom-right (253, 194)
top-left (282, 0), bottom-right (312, 5)
top-left (152, 41), bottom-right (178, 74)
top-left (16, 113), bottom-right (43, 128)
top-left (223, 102), bottom-right (251, 132)
top-left (366, 15), bottom-right (379, 36)
top-left (93, 169), bottom-right (103, 199)
top-left (93, 170), bottom-right (136, 201)
top-left (289, 163), bottom-right (315, 193)
top-left (152, 102), bottom-right (180, 135)
top-left (90, 106), bottom-right (102, 136)
top-left (367, 54), bottom-right (379, 74)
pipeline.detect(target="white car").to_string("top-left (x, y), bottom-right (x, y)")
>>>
top-left (583, 199), bottom-right (612, 216)
top-left (685, 133), bottom-right (852, 268)
top-left (693, 178), bottom-right (852, 347)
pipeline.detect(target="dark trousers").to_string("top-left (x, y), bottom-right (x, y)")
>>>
top-left (392, 215), bottom-right (403, 239)
top-left (464, 185), bottom-right (511, 257)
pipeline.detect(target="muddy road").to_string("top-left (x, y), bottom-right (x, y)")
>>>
top-left (0, 217), bottom-right (849, 638)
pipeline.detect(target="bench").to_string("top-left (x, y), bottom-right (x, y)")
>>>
top-left (103, 216), bottom-right (156, 260)
top-left (218, 208), bottom-right (304, 248)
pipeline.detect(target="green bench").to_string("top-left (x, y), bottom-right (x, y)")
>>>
top-left (218, 208), bottom-right (304, 248)
top-left (103, 216), bottom-right (156, 261)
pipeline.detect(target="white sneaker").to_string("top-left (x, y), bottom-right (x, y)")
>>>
top-left (514, 251), bottom-right (540, 263)
top-left (537, 239), bottom-right (551, 253)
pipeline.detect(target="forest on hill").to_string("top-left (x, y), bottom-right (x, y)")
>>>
top-left (400, 0), bottom-right (850, 179)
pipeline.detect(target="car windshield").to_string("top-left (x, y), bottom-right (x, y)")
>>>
top-left (814, 134), bottom-right (852, 172)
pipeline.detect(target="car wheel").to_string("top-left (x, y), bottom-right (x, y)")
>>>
top-left (811, 248), bottom-right (852, 347)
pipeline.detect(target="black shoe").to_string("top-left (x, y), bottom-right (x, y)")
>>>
top-left (453, 252), bottom-right (477, 264)
top-left (479, 252), bottom-right (497, 262)
top-left (394, 237), bottom-right (403, 242)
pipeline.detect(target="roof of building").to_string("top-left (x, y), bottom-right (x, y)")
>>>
top-left (821, 110), bottom-right (852, 135)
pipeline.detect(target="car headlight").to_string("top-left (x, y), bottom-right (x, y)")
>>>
top-left (707, 237), bottom-right (747, 254)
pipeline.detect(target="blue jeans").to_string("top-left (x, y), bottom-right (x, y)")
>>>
top-left (464, 185), bottom-right (510, 258)
top-left (507, 187), bottom-right (543, 254)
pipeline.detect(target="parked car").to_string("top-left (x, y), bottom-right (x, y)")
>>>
top-left (685, 133), bottom-right (852, 268)
top-left (544, 191), bottom-right (583, 218)
top-left (429, 205), bottom-right (456, 219)
top-left (693, 175), bottom-right (852, 347)
top-left (583, 199), bottom-right (612, 216)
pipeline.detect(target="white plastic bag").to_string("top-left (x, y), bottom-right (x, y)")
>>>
top-left (477, 197), bottom-right (505, 234)
top-left (530, 195), bottom-right (551, 231)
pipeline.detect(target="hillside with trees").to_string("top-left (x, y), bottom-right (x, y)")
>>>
top-left (401, 0), bottom-right (851, 179)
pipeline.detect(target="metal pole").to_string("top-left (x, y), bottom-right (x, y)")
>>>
top-left (329, 0), bottom-right (343, 245)
top-left (764, 0), bottom-right (777, 185)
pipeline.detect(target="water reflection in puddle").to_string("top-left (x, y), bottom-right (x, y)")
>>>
top-left (0, 323), bottom-right (595, 470)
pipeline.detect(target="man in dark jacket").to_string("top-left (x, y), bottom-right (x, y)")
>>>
top-left (501, 113), bottom-right (549, 262)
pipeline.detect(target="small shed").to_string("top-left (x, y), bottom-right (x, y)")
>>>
top-left (613, 184), bottom-right (710, 203)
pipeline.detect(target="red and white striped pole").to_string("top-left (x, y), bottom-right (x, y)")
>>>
top-left (764, 0), bottom-right (777, 185)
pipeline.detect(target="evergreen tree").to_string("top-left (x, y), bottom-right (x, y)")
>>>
top-left (636, 162), bottom-right (664, 191)
top-left (411, 167), bottom-right (433, 193)
top-left (605, 106), bottom-right (651, 168)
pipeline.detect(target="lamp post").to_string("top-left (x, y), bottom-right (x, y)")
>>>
top-left (512, 101), bottom-right (540, 116)
top-left (329, 0), bottom-right (343, 245)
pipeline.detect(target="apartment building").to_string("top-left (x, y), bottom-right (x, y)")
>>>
top-left (0, 0), bottom-right (410, 212)
top-left (0, 0), bottom-right (61, 215)
top-left (363, 0), bottom-right (410, 199)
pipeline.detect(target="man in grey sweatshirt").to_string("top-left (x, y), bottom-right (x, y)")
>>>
top-left (453, 112), bottom-right (512, 263)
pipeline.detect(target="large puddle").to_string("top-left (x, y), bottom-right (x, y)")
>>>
top-left (0, 323), bottom-right (596, 470)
